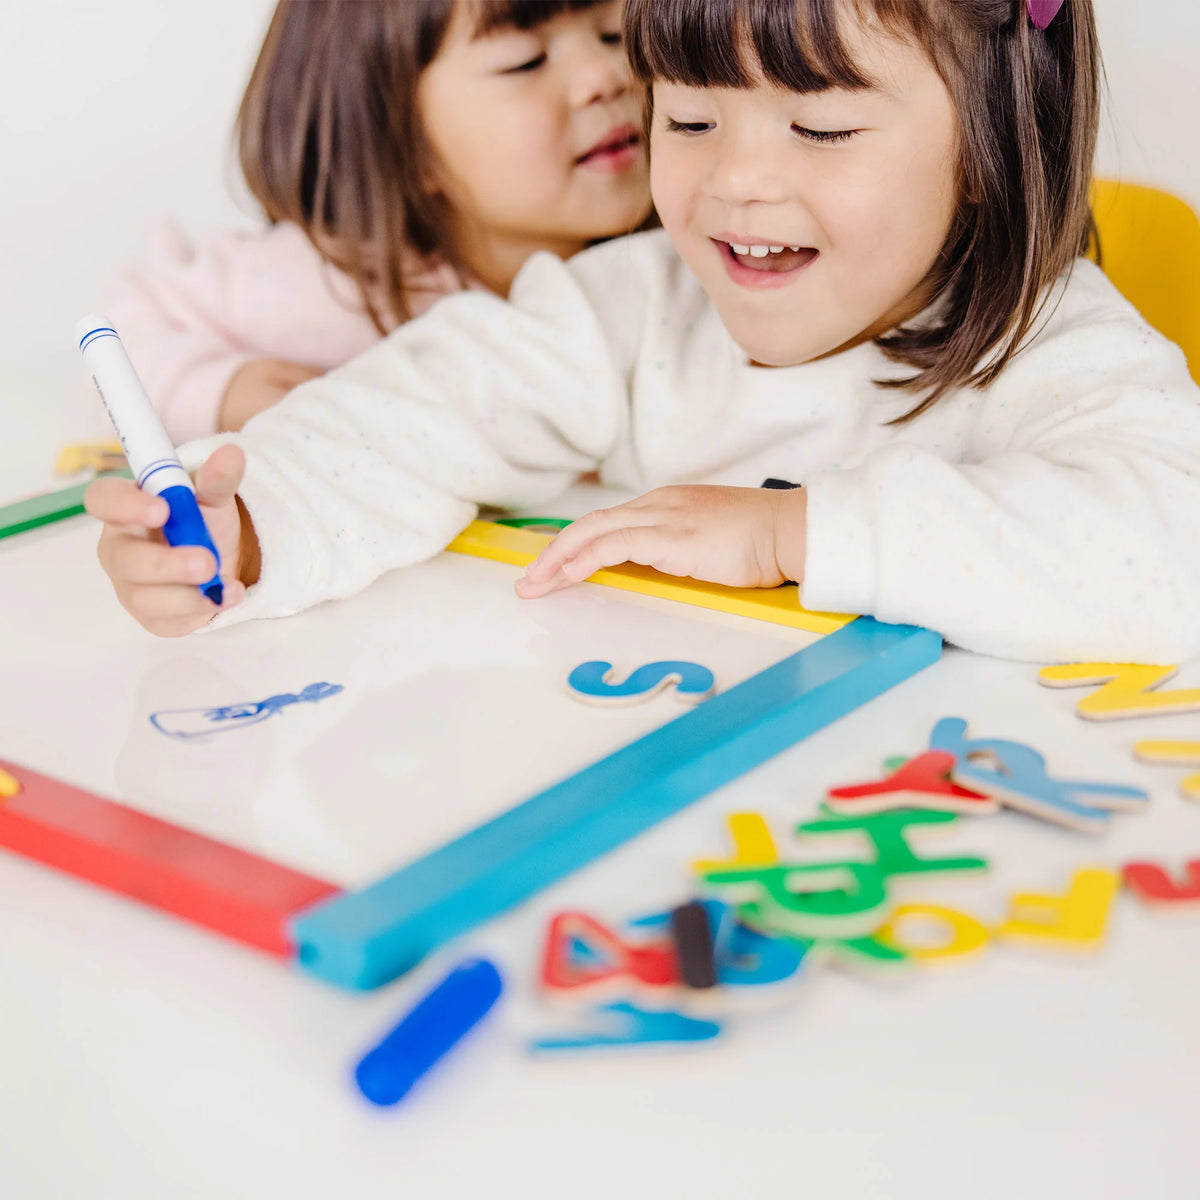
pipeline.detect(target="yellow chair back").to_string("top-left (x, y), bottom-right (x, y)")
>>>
top-left (1089, 179), bottom-right (1200, 384)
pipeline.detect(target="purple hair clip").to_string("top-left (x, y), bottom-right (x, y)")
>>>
top-left (1027, 0), bottom-right (1066, 30)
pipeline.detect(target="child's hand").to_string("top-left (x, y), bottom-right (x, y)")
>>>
top-left (218, 359), bottom-right (322, 432)
top-left (85, 443), bottom-right (256, 637)
top-left (514, 485), bottom-right (808, 598)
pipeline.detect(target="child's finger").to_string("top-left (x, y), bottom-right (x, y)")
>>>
top-left (558, 525), bottom-right (667, 583)
top-left (84, 477), bottom-right (169, 529)
top-left (193, 443), bottom-right (246, 509)
top-left (128, 578), bottom-right (247, 623)
top-left (513, 567), bottom-right (573, 599)
top-left (522, 504), bottom-right (655, 583)
top-left (517, 525), bottom-right (669, 598)
top-left (124, 583), bottom-right (219, 623)
top-left (102, 531), bottom-right (218, 587)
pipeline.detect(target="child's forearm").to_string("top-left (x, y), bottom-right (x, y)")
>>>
top-left (218, 360), bottom-right (324, 433)
top-left (181, 262), bottom-right (627, 624)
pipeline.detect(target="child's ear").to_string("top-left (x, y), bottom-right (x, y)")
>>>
top-left (418, 163), bottom-right (444, 199)
top-left (412, 129), bottom-right (447, 199)
top-left (420, 161), bottom-right (446, 198)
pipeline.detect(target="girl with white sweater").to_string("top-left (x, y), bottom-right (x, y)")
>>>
top-left (86, 0), bottom-right (1200, 663)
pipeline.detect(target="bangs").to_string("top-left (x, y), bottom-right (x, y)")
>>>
top-left (626, 0), bottom-right (927, 94)
top-left (469, 0), bottom-right (608, 37)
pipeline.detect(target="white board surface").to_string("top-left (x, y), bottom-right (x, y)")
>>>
top-left (0, 492), bottom-right (818, 889)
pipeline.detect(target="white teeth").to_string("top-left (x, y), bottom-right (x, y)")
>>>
top-left (730, 241), bottom-right (805, 258)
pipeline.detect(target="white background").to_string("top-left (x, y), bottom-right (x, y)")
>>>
top-left (0, 0), bottom-right (1198, 404)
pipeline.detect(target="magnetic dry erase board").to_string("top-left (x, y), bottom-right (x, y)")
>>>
top-left (0, 488), bottom-right (939, 989)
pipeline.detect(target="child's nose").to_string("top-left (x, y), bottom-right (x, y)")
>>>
top-left (567, 39), bottom-right (630, 108)
top-left (704, 138), bottom-right (791, 207)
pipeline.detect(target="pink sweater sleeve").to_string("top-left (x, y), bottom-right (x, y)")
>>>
top-left (95, 219), bottom-right (467, 443)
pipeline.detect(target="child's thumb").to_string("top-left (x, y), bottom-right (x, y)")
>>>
top-left (193, 443), bottom-right (246, 509)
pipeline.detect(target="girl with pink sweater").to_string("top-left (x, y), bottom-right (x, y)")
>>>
top-left (96, 0), bottom-right (651, 442)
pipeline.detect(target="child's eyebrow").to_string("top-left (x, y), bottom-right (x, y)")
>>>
top-left (470, 20), bottom-right (524, 40)
top-left (467, 20), bottom-right (529, 43)
top-left (655, 55), bottom-right (895, 101)
top-left (838, 79), bottom-right (896, 100)
top-left (798, 71), bottom-right (899, 101)
top-left (695, 78), bottom-right (895, 102)
top-left (467, 0), bottom-right (610, 41)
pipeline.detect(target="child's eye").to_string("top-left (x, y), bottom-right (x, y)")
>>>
top-left (599, 30), bottom-right (623, 46)
top-left (502, 53), bottom-right (547, 74)
top-left (792, 125), bottom-right (857, 145)
top-left (664, 118), bottom-right (714, 135)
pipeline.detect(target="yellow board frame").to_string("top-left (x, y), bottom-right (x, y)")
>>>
top-left (448, 520), bottom-right (856, 637)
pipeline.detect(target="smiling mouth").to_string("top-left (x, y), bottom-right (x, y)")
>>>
top-left (720, 241), bottom-right (819, 273)
top-left (576, 127), bottom-right (641, 166)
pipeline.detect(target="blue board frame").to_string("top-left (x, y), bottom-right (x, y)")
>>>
top-left (290, 617), bottom-right (941, 990)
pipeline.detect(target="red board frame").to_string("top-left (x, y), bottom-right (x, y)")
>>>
top-left (0, 759), bottom-right (341, 957)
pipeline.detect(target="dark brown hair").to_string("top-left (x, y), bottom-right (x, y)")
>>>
top-left (237, 0), bottom-right (608, 330)
top-left (625, 0), bottom-right (1102, 418)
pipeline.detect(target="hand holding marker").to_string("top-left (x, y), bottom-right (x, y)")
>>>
top-left (77, 316), bottom-right (224, 605)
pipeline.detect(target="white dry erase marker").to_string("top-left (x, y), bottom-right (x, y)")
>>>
top-left (76, 315), bottom-right (224, 605)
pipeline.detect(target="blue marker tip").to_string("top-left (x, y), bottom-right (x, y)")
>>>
top-left (159, 485), bottom-right (223, 606)
top-left (353, 957), bottom-right (503, 1106)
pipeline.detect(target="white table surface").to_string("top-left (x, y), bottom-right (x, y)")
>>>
top-left (1, 391), bottom-right (1198, 1200)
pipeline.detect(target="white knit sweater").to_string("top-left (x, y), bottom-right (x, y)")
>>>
top-left (182, 229), bottom-right (1200, 663)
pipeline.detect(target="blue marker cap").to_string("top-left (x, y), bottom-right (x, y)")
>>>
top-left (159, 484), bottom-right (223, 605)
top-left (354, 957), bottom-right (503, 1106)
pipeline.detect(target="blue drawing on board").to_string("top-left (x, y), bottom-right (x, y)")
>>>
top-left (567, 660), bottom-right (716, 704)
top-left (150, 681), bottom-right (344, 742)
